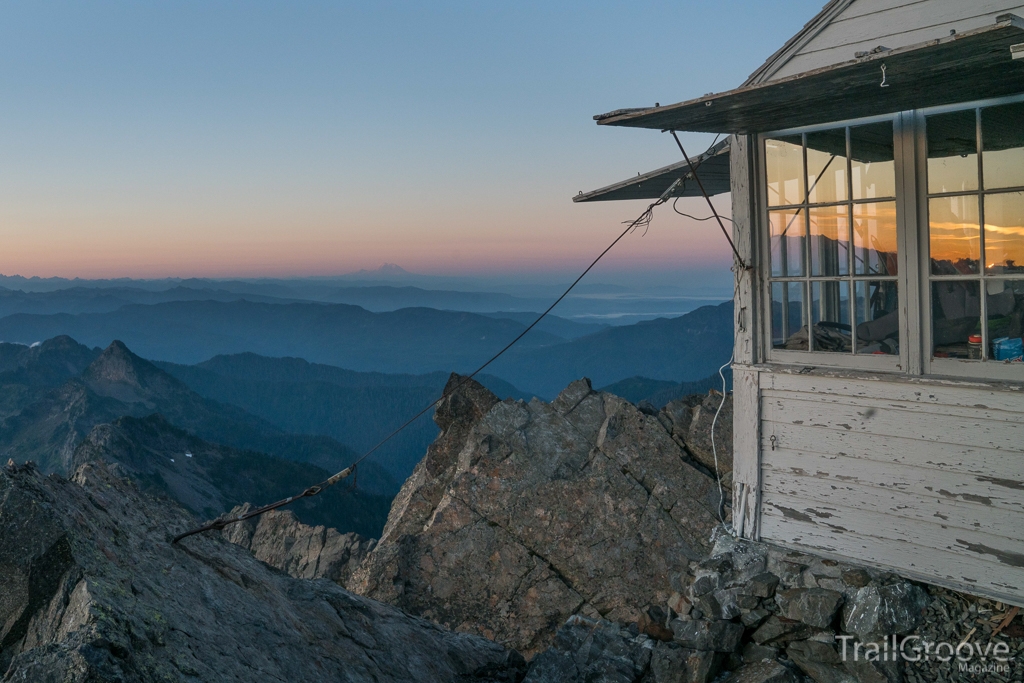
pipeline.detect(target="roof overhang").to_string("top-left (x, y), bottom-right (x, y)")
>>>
top-left (595, 14), bottom-right (1024, 134)
top-left (573, 139), bottom-right (730, 203)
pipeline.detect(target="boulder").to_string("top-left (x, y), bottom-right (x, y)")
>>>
top-left (725, 660), bottom-right (798, 683)
top-left (670, 619), bottom-right (744, 652)
top-left (841, 583), bottom-right (928, 637)
top-left (751, 616), bottom-right (817, 646)
top-left (785, 640), bottom-right (855, 683)
top-left (522, 615), bottom-right (653, 683)
top-left (0, 460), bottom-right (525, 682)
top-left (349, 376), bottom-right (721, 656)
top-left (747, 572), bottom-right (781, 599)
top-left (647, 642), bottom-right (719, 683)
top-left (741, 643), bottom-right (779, 665)
top-left (222, 504), bottom-right (375, 585)
top-left (775, 588), bottom-right (844, 628)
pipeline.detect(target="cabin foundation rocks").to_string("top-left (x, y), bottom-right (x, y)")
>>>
top-left (520, 531), bottom-right (1023, 683)
top-left (348, 375), bottom-right (724, 657)
top-left (0, 459), bottom-right (526, 683)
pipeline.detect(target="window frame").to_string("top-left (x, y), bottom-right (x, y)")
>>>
top-left (915, 94), bottom-right (1024, 382)
top-left (755, 93), bottom-right (1024, 381)
top-left (756, 112), bottom-right (909, 373)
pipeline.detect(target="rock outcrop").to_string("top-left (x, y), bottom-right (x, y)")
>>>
top-left (0, 459), bottom-right (525, 682)
top-left (348, 375), bottom-right (723, 656)
top-left (658, 390), bottom-right (733, 482)
top-left (223, 504), bottom-right (376, 586)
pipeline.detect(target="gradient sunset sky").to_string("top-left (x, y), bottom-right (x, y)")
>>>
top-left (0, 1), bottom-right (823, 284)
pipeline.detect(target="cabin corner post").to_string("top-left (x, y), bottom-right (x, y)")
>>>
top-left (729, 134), bottom-right (759, 366)
top-left (729, 134), bottom-right (762, 540)
top-left (731, 365), bottom-right (760, 540)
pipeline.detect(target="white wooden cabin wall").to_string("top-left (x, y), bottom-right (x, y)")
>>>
top-left (758, 369), bottom-right (1024, 605)
top-left (768, 0), bottom-right (1024, 80)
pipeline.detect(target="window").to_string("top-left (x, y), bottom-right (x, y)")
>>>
top-left (764, 122), bottom-right (899, 358)
top-left (758, 94), bottom-right (1024, 380)
top-left (926, 102), bottom-right (1024, 364)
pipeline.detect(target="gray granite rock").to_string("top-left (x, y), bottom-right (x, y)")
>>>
top-left (646, 642), bottom-right (718, 683)
top-left (671, 619), bottom-right (743, 652)
top-left (724, 660), bottom-right (799, 683)
top-left (223, 504), bottom-right (375, 585)
top-left (683, 392), bottom-right (734, 477)
top-left (0, 460), bottom-right (525, 682)
top-left (522, 615), bottom-right (654, 683)
top-left (776, 588), bottom-right (844, 628)
top-left (786, 640), bottom-right (859, 683)
top-left (747, 572), bottom-right (781, 599)
top-left (841, 583), bottom-right (928, 637)
top-left (350, 376), bottom-right (721, 656)
top-left (751, 616), bottom-right (817, 646)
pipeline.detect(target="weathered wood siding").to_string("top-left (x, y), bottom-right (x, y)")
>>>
top-left (758, 369), bottom-right (1024, 605)
top-left (767, 0), bottom-right (1024, 81)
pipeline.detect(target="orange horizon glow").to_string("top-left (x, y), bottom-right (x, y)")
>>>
top-left (0, 195), bottom-right (734, 280)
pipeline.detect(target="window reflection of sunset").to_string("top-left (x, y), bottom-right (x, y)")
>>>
top-left (929, 196), bottom-right (980, 271)
top-left (984, 192), bottom-right (1024, 272)
top-left (853, 201), bottom-right (898, 274)
top-left (809, 205), bottom-right (848, 241)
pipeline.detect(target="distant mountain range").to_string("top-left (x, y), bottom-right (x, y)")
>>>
top-left (0, 284), bottom-right (606, 338)
top-left (489, 302), bottom-right (734, 397)
top-left (0, 272), bottom-right (728, 325)
top-left (0, 300), bottom-right (733, 398)
top-left (0, 300), bottom-right (567, 371)
top-left (598, 371), bottom-right (732, 408)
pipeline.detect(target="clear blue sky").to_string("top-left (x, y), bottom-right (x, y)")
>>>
top-left (0, 1), bottom-right (824, 286)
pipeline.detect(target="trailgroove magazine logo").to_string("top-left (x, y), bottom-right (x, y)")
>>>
top-left (837, 634), bottom-right (1014, 675)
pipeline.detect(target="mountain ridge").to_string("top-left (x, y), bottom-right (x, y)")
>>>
top-left (0, 338), bottom-right (395, 493)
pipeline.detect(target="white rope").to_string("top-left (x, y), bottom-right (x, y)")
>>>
top-left (710, 350), bottom-right (732, 527)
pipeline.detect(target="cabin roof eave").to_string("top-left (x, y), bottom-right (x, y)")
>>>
top-left (573, 139), bottom-right (730, 203)
top-left (594, 15), bottom-right (1024, 134)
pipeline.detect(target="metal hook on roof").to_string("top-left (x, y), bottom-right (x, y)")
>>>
top-left (880, 63), bottom-right (890, 88)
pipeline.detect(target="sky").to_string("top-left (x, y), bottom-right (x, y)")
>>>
top-left (0, 1), bottom-right (825, 287)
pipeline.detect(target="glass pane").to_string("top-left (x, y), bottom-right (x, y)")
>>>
top-left (929, 195), bottom-right (980, 275)
top-left (765, 136), bottom-right (804, 206)
top-left (927, 109), bottom-right (978, 194)
top-left (982, 102), bottom-right (1024, 190)
top-left (852, 201), bottom-right (898, 276)
top-left (809, 205), bottom-right (850, 276)
top-left (806, 129), bottom-right (847, 204)
top-left (769, 209), bottom-right (805, 277)
top-left (855, 281), bottom-right (899, 355)
top-left (987, 280), bottom-right (1024, 361)
top-left (811, 280), bottom-right (852, 353)
top-left (771, 281), bottom-right (807, 350)
top-left (850, 121), bottom-right (895, 200)
top-left (984, 192), bottom-right (1024, 275)
top-left (932, 280), bottom-right (981, 359)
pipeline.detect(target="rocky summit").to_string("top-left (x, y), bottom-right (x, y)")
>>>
top-left (0, 459), bottom-right (524, 682)
top-left (3, 369), bottom-right (1020, 683)
top-left (348, 375), bottom-right (724, 657)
